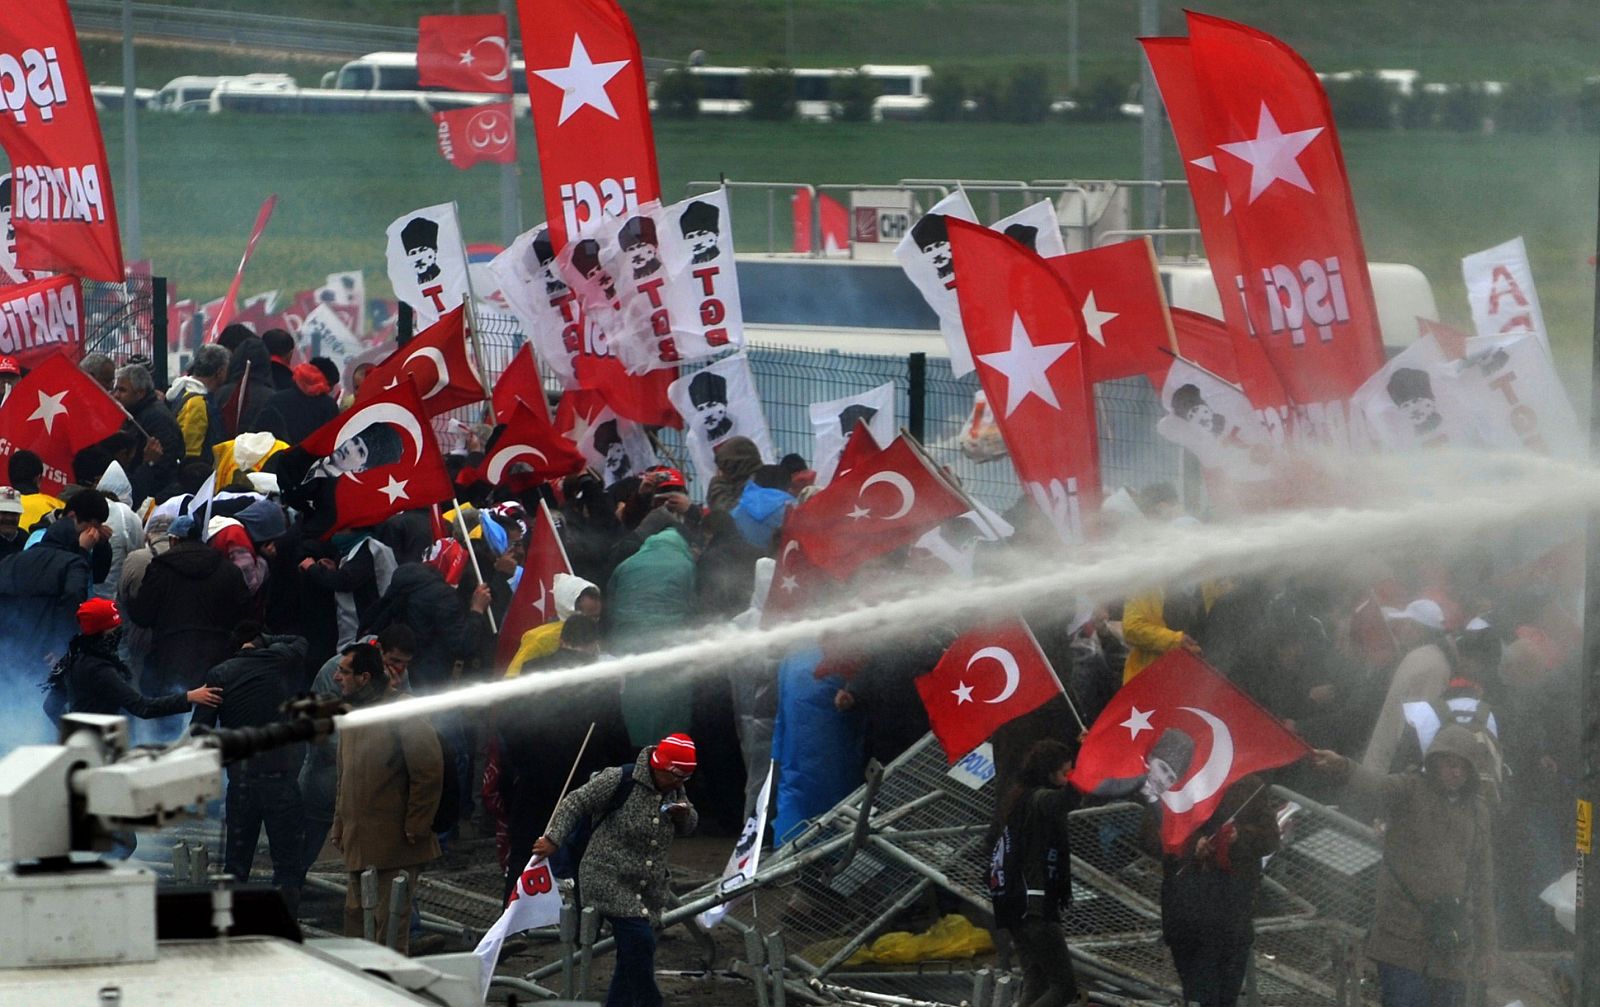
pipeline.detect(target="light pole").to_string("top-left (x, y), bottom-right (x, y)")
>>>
top-left (1138, 0), bottom-right (1164, 232)
top-left (121, 0), bottom-right (142, 260)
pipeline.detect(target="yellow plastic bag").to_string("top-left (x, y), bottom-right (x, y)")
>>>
top-left (848, 915), bottom-right (996, 965)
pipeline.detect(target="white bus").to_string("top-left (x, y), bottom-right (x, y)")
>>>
top-left (321, 52), bottom-right (532, 112)
top-left (681, 64), bottom-right (932, 120)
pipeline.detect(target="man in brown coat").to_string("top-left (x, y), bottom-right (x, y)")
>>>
top-left (331, 642), bottom-right (443, 953)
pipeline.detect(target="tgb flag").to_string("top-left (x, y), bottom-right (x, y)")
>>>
top-left (1453, 332), bottom-right (1583, 460)
top-left (947, 217), bottom-right (1100, 544)
top-left (356, 305), bottom-right (485, 417)
top-left (559, 387), bottom-right (657, 487)
top-left (386, 203), bottom-right (471, 327)
top-left (1462, 237), bottom-right (1548, 353)
top-left (492, 223), bottom-right (586, 387)
top-left (1170, 307), bottom-right (1289, 431)
top-left (435, 103), bottom-right (517, 170)
top-left (0, 2), bottom-right (123, 282)
top-left (520, 0), bottom-right (677, 426)
top-left (667, 354), bottom-right (774, 481)
top-left (293, 379), bottom-right (454, 538)
top-left (0, 350), bottom-right (124, 495)
top-left (1166, 13), bottom-right (1386, 439)
top-left (896, 192), bottom-right (1067, 376)
top-left (496, 499), bottom-right (572, 667)
top-left (696, 761), bottom-right (775, 928)
top-left (418, 14), bottom-right (515, 94)
top-left (809, 382), bottom-right (896, 487)
top-left (915, 619), bottom-right (1065, 764)
top-left (473, 853), bottom-right (562, 999)
top-left (1045, 237), bottom-right (1175, 385)
top-left (1069, 649), bottom-right (1309, 851)
top-left (0, 274), bottom-right (83, 366)
top-left (1350, 332), bottom-right (1478, 452)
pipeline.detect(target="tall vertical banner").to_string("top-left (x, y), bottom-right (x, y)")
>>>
top-left (519, 0), bottom-right (678, 426)
top-left (206, 194), bottom-right (278, 340)
top-left (0, 2), bottom-right (124, 282)
top-left (1461, 237), bottom-right (1548, 353)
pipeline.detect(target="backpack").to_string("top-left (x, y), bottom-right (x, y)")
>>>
top-left (430, 726), bottom-right (461, 834)
top-left (1429, 698), bottom-right (1504, 805)
top-left (549, 764), bottom-right (636, 880)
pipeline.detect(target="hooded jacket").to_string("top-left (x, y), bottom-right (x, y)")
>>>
top-left (505, 572), bottom-right (599, 677)
top-left (705, 436), bottom-right (763, 512)
top-left (0, 518), bottom-right (93, 676)
top-left (126, 538), bottom-right (253, 689)
top-left (192, 635), bottom-right (308, 774)
top-left (607, 527), bottom-right (697, 744)
top-left (730, 481), bottom-right (795, 549)
top-left (360, 563), bottom-right (485, 692)
top-left (1332, 724), bottom-right (1495, 980)
top-left (216, 336), bottom-right (277, 437)
top-left (167, 375), bottom-right (222, 462)
top-left (93, 462), bottom-right (145, 601)
top-left (258, 364), bottom-right (339, 447)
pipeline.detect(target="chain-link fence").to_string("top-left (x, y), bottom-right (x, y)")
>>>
top-left (467, 309), bottom-right (1182, 512)
top-left (81, 273), bottom-right (168, 385)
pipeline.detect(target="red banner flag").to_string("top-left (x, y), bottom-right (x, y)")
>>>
top-left (297, 378), bottom-right (454, 537)
top-left (435, 103), bottom-right (517, 170)
top-left (784, 435), bottom-right (968, 581)
top-left (916, 619), bottom-right (1064, 763)
top-left (791, 188), bottom-right (849, 255)
top-left (483, 398), bottom-right (585, 489)
top-left (0, 274), bottom-right (83, 367)
top-left (0, 350), bottom-right (124, 495)
top-left (1045, 237), bottom-right (1174, 385)
top-left (0, 3), bottom-right (123, 282)
top-left (947, 218), bottom-right (1100, 544)
top-left (1069, 649), bottom-right (1309, 851)
top-left (493, 343), bottom-right (545, 424)
top-left (1159, 15), bottom-right (1386, 428)
top-left (418, 14), bottom-right (514, 94)
top-left (519, 0), bottom-right (677, 427)
top-left (357, 305), bottom-right (485, 417)
top-left (206, 194), bottom-right (278, 341)
top-left (496, 499), bottom-right (572, 666)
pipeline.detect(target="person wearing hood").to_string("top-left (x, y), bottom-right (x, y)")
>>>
top-left (0, 490), bottom-right (109, 690)
top-left (216, 335), bottom-right (277, 438)
top-left (505, 572), bottom-right (602, 677)
top-left (92, 461), bottom-right (145, 601)
top-left (213, 430), bottom-right (291, 490)
top-left (730, 464), bottom-right (796, 550)
top-left (166, 344), bottom-right (229, 463)
top-left (706, 436), bottom-right (763, 513)
top-left (126, 514), bottom-right (253, 696)
top-left (258, 357), bottom-right (340, 447)
top-left (112, 363), bottom-right (185, 503)
top-left (51, 598), bottom-right (221, 721)
top-left (1313, 725), bottom-right (1496, 1004)
top-left (0, 486), bottom-right (26, 562)
top-left (117, 513), bottom-right (174, 686)
top-left (607, 525), bottom-right (698, 745)
top-left (262, 328), bottom-right (297, 391)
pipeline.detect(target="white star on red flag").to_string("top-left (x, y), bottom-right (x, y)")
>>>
top-left (1121, 705), bottom-right (1154, 740)
top-left (533, 35), bottom-right (628, 125)
top-left (1217, 101), bottom-right (1324, 204)
top-left (28, 389), bottom-right (69, 434)
top-left (1079, 291), bottom-right (1119, 347)
top-left (951, 681), bottom-right (974, 705)
top-left (379, 476), bottom-right (410, 504)
top-left (976, 314), bottom-right (1072, 417)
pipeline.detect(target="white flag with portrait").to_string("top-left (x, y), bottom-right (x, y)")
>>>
top-left (1157, 358), bottom-right (1273, 482)
top-left (696, 762), bottom-right (774, 929)
top-left (492, 224), bottom-right (587, 386)
top-left (1453, 332), bottom-right (1581, 460)
top-left (809, 382), bottom-right (896, 487)
top-left (1462, 237), bottom-right (1548, 354)
top-left (667, 354), bottom-right (774, 479)
top-left (385, 203), bottom-right (471, 327)
top-left (575, 405), bottom-right (659, 488)
top-left (1350, 333), bottom-right (1479, 452)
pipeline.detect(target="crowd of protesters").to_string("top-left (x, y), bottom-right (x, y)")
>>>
top-left (0, 327), bottom-right (1578, 1006)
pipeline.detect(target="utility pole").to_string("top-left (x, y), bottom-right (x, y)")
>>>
top-left (1066, 0), bottom-right (1079, 92)
top-left (499, 0), bottom-right (522, 246)
top-left (1579, 152), bottom-right (1600, 1007)
top-left (1138, 0), bottom-right (1164, 233)
top-left (121, 0), bottom-right (142, 260)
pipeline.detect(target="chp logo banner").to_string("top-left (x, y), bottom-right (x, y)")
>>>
top-left (435, 102), bottom-right (517, 170)
top-left (385, 203), bottom-right (471, 327)
top-left (0, 2), bottom-right (123, 282)
top-left (1462, 236), bottom-right (1548, 352)
top-left (418, 14), bottom-right (514, 94)
top-left (666, 353), bottom-right (774, 480)
top-left (0, 273), bottom-right (81, 366)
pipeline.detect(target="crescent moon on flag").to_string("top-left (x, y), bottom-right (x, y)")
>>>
top-left (781, 539), bottom-right (799, 564)
top-left (486, 443), bottom-right (549, 484)
top-left (334, 401), bottom-right (426, 466)
top-left (858, 471), bottom-right (915, 521)
top-left (474, 35), bottom-right (511, 81)
top-left (1159, 707), bottom-right (1235, 815)
top-left (405, 347), bottom-right (451, 399)
top-left (968, 646), bottom-right (1021, 705)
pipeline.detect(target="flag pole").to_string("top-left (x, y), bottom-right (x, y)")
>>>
top-left (451, 200), bottom-right (496, 402)
top-left (1155, 346), bottom-right (1248, 394)
top-left (541, 722), bottom-right (597, 837)
top-left (538, 498), bottom-right (574, 574)
top-left (450, 494), bottom-right (499, 633)
top-left (1020, 618), bottom-right (1089, 735)
top-left (235, 358), bottom-right (252, 431)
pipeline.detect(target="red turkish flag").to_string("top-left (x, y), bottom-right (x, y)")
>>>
top-left (791, 189), bottom-right (849, 255)
top-left (1164, 15), bottom-right (1386, 418)
top-left (784, 435), bottom-right (968, 580)
top-left (0, 3), bottom-right (123, 282)
top-left (357, 305), bottom-right (485, 417)
top-left (1045, 237), bottom-right (1174, 385)
top-left (418, 15), bottom-right (514, 94)
top-left (762, 532), bottom-right (838, 628)
top-left (0, 351), bottom-right (125, 494)
top-left (554, 386), bottom-right (605, 442)
top-left (519, 0), bottom-right (677, 427)
top-left (493, 343), bottom-right (545, 424)
top-left (0, 275), bottom-right (85, 367)
top-left (947, 218), bottom-right (1100, 544)
top-left (833, 418), bottom-right (883, 485)
top-left (916, 619), bottom-right (1065, 764)
top-left (496, 499), bottom-right (573, 667)
top-left (299, 378), bottom-right (454, 537)
top-left (1170, 307), bottom-right (1288, 414)
top-left (483, 399), bottom-right (585, 488)
top-left (1069, 649), bottom-right (1309, 851)
top-left (434, 103), bottom-right (517, 170)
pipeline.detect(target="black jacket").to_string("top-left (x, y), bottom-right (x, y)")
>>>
top-left (257, 385), bottom-right (338, 447)
top-left (127, 539), bottom-right (253, 689)
top-left (360, 563), bottom-right (487, 692)
top-left (990, 786), bottom-right (1075, 928)
top-left (193, 635), bottom-right (308, 773)
top-left (126, 391), bottom-right (185, 503)
top-left (63, 636), bottom-right (191, 720)
top-left (216, 337), bottom-right (276, 437)
top-left (0, 519), bottom-right (93, 678)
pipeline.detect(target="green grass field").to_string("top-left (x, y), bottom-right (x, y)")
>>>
top-left (96, 112), bottom-right (1596, 365)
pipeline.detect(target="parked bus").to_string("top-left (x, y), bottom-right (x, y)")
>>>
top-left (682, 64), bottom-right (932, 120)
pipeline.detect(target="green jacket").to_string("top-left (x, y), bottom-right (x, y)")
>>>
top-left (607, 527), bottom-right (697, 744)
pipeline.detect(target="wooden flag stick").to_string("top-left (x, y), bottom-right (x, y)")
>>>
top-left (450, 494), bottom-right (499, 634)
top-left (1156, 346), bottom-right (1248, 395)
top-left (542, 722), bottom-right (597, 837)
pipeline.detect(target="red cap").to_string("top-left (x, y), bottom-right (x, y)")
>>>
top-left (77, 598), bottom-right (122, 635)
top-left (649, 733), bottom-right (697, 777)
top-left (0, 356), bottom-right (19, 376)
top-left (653, 468), bottom-right (688, 494)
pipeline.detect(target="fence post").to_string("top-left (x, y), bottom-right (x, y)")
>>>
top-left (151, 276), bottom-right (168, 389)
top-left (397, 302), bottom-right (415, 347)
top-left (907, 352), bottom-right (926, 443)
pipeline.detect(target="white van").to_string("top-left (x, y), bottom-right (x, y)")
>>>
top-left (322, 51), bottom-right (531, 113)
